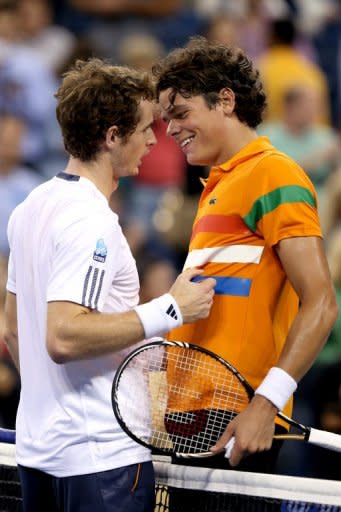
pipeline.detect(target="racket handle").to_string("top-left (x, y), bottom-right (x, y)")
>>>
top-left (308, 427), bottom-right (341, 453)
top-left (175, 451), bottom-right (216, 459)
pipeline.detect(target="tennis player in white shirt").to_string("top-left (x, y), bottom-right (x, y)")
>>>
top-left (3, 58), bottom-right (215, 512)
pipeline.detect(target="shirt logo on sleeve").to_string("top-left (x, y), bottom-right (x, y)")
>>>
top-left (93, 239), bottom-right (107, 263)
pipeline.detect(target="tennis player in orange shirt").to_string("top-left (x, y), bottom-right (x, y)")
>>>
top-left (153, 36), bottom-right (338, 473)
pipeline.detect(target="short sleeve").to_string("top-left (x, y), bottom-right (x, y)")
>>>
top-left (242, 154), bottom-right (323, 247)
top-left (47, 210), bottom-right (122, 311)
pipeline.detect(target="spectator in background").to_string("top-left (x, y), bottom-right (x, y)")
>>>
top-left (118, 33), bottom-right (188, 256)
top-left (313, 1), bottom-right (341, 128)
top-left (138, 256), bottom-right (178, 304)
top-left (64, 0), bottom-right (204, 64)
top-left (9, 0), bottom-right (79, 178)
top-left (259, 85), bottom-right (340, 201)
top-left (205, 13), bottom-right (239, 48)
top-left (320, 167), bottom-right (341, 237)
top-left (194, 0), bottom-right (248, 20)
top-left (0, 0), bottom-right (18, 60)
top-left (118, 32), bottom-right (164, 70)
top-left (199, 0), bottom-right (270, 60)
top-left (257, 17), bottom-right (331, 125)
top-left (0, 43), bottom-right (57, 171)
top-left (237, 0), bottom-right (270, 60)
top-left (320, 228), bottom-right (341, 362)
top-left (0, 114), bottom-right (41, 255)
top-left (16, 0), bottom-right (76, 74)
top-left (197, 0), bottom-right (323, 62)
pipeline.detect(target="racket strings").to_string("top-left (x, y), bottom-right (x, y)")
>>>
top-left (167, 349), bottom-right (248, 412)
top-left (116, 346), bottom-right (249, 453)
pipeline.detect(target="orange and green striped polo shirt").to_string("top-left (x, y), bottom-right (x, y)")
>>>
top-left (168, 136), bottom-right (322, 420)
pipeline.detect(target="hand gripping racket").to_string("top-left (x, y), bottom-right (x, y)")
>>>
top-left (111, 340), bottom-right (341, 458)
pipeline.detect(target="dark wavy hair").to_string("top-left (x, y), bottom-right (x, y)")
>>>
top-left (152, 36), bottom-right (266, 128)
top-left (55, 58), bottom-right (155, 161)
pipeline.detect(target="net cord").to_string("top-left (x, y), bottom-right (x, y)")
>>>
top-left (0, 444), bottom-right (340, 508)
top-left (153, 456), bottom-right (341, 507)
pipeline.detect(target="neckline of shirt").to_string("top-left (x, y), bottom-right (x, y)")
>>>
top-left (55, 172), bottom-right (108, 206)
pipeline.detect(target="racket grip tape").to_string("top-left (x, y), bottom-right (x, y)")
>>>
top-left (308, 428), bottom-right (341, 452)
top-left (224, 437), bottom-right (235, 459)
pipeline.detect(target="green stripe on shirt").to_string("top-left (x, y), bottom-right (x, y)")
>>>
top-left (243, 185), bottom-right (316, 232)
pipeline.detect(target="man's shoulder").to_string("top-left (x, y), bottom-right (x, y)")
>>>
top-left (249, 149), bottom-right (316, 195)
top-left (57, 198), bottom-right (117, 232)
top-left (255, 147), bottom-right (301, 170)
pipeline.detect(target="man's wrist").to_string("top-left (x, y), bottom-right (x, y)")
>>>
top-left (134, 293), bottom-right (183, 339)
top-left (255, 367), bottom-right (297, 411)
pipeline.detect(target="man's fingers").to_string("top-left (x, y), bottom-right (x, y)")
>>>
top-left (210, 429), bottom-right (234, 454)
top-left (198, 277), bottom-right (216, 291)
top-left (182, 267), bottom-right (204, 280)
top-left (211, 434), bottom-right (244, 467)
top-left (182, 268), bottom-right (216, 290)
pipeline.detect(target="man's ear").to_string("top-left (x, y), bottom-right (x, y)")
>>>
top-left (105, 125), bottom-right (118, 148)
top-left (219, 88), bottom-right (235, 115)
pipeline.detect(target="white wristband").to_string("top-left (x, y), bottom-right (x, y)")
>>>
top-left (134, 293), bottom-right (183, 339)
top-left (255, 367), bottom-right (297, 411)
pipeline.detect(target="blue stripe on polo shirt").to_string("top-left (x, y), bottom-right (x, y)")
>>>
top-left (192, 275), bottom-right (251, 297)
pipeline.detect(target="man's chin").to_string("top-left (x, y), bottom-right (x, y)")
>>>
top-left (119, 168), bottom-right (139, 178)
top-left (187, 155), bottom-right (205, 166)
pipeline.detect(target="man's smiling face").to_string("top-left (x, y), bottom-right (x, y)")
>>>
top-left (159, 88), bottom-right (231, 167)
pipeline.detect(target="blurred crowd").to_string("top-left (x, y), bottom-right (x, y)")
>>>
top-left (0, 0), bottom-right (340, 479)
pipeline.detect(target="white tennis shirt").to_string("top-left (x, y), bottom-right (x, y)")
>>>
top-left (6, 172), bottom-right (151, 477)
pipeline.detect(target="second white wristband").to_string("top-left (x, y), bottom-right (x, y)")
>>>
top-left (255, 367), bottom-right (297, 411)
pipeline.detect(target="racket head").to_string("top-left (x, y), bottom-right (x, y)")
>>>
top-left (112, 340), bottom-right (253, 456)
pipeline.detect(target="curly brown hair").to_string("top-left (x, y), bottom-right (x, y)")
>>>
top-left (55, 58), bottom-right (155, 161)
top-left (152, 36), bottom-right (266, 128)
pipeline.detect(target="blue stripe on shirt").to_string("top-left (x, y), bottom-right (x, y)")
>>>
top-left (192, 275), bottom-right (251, 297)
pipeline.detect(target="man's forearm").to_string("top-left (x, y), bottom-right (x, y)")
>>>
top-left (277, 293), bottom-right (338, 382)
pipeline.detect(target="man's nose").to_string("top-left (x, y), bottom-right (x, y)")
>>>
top-left (166, 119), bottom-right (180, 137)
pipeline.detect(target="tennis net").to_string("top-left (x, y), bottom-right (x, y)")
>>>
top-left (1, 436), bottom-right (341, 511)
top-left (153, 455), bottom-right (341, 511)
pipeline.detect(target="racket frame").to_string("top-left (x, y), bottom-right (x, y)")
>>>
top-left (112, 340), bottom-right (312, 456)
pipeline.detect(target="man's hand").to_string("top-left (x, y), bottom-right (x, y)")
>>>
top-left (169, 268), bottom-right (216, 324)
top-left (210, 395), bottom-right (277, 466)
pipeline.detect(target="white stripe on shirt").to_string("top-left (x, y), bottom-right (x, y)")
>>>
top-left (183, 245), bottom-right (264, 269)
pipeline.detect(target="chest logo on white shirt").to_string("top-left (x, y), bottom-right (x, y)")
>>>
top-left (93, 238), bottom-right (107, 263)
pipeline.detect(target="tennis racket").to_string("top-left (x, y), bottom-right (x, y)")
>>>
top-left (112, 340), bottom-right (341, 458)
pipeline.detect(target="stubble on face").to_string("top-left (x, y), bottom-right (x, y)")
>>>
top-left (112, 100), bottom-right (156, 180)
